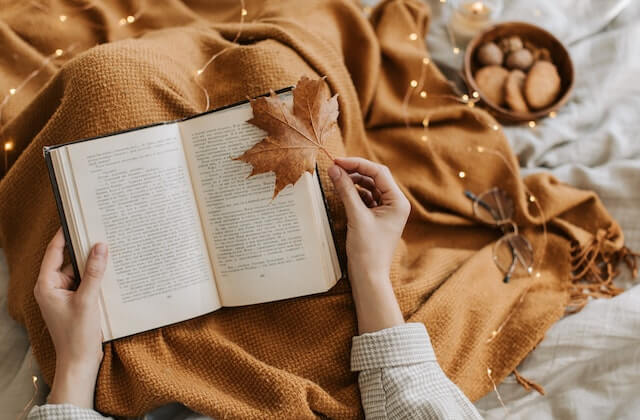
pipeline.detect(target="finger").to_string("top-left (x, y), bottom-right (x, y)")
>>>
top-left (328, 164), bottom-right (366, 218)
top-left (39, 228), bottom-right (66, 278)
top-left (334, 157), bottom-right (402, 202)
top-left (356, 185), bottom-right (377, 208)
top-left (349, 173), bottom-right (382, 203)
top-left (77, 243), bottom-right (108, 302)
top-left (61, 264), bottom-right (75, 279)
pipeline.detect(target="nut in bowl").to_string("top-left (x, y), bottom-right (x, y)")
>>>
top-left (464, 22), bottom-right (574, 124)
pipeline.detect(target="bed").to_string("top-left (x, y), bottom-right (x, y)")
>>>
top-left (2, 0), bottom-right (639, 418)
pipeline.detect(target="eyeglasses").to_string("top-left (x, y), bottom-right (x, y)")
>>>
top-left (465, 188), bottom-right (534, 283)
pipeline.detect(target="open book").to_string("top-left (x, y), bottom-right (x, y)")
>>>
top-left (44, 88), bottom-right (342, 342)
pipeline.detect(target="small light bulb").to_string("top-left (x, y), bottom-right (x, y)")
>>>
top-left (32, 375), bottom-right (38, 384)
top-left (472, 91), bottom-right (479, 99)
top-left (410, 80), bottom-right (418, 88)
top-left (119, 18), bottom-right (127, 25)
top-left (549, 111), bottom-right (557, 118)
top-left (535, 272), bottom-right (541, 278)
top-left (127, 15), bottom-right (135, 23)
top-left (421, 135), bottom-right (428, 142)
top-left (422, 57), bottom-right (430, 65)
top-left (59, 15), bottom-right (67, 22)
top-left (487, 368), bottom-right (492, 375)
top-left (9, 88), bottom-right (16, 95)
top-left (420, 91), bottom-right (427, 98)
top-left (409, 33), bottom-right (418, 41)
top-left (458, 171), bottom-right (466, 178)
top-left (529, 195), bottom-right (536, 202)
top-left (491, 330), bottom-right (497, 337)
top-left (527, 266), bottom-right (534, 274)
top-left (422, 117), bottom-right (429, 127)
top-left (476, 146), bottom-right (485, 152)
top-left (440, 0), bottom-right (446, 3)
top-left (528, 120), bottom-right (536, 128)
top-left (453, 47), bottom-right (460, 54)
top-left (241, 8), bottom-right (248, 16)
top-left (55, 49), bottom-right (63, 56)
top-left (462, 94), bottom-right (469, 102)
top-left (196, 69), bottom-right (203, 75)
top-left (492, 124), bottom-right (499, 131)
top-left (4, 141), bottom-right (14, 151)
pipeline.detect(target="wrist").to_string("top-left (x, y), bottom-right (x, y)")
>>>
top-left (49, 358), bottom-right (100, 408)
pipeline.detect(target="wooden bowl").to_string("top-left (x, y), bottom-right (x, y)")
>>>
top-left (464, 22), bottom-right (574, 124)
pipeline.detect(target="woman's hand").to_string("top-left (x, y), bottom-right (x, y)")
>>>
top-left (328, 157), bottom-right (410, 334)
top-left (34, 228), bottom-right (108, 408)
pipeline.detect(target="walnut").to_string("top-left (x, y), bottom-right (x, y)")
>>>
top-left (498, 36), bottom-right (523, 53)
top-left (476, 42), bottom-right (503, 66)
top-left (505, 48), bottom-right (533, 71)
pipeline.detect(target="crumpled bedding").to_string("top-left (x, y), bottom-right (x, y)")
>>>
top-left (428, 0), bottom-right (640, 417)
top-left (2, 0), bottom-right (639, 418)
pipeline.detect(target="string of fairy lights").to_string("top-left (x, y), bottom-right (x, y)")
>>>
top-left (4, 0), bottom-right (553, 415)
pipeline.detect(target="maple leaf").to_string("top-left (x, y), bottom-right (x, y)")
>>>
top-left (234, 76), bottom-right (339, 198)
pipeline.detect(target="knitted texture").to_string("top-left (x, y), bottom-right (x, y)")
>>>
top-left (0, 0), bottom-right (628, 418)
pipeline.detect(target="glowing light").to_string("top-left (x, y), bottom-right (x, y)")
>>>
top-left (492, 124), bottom-right (499, 131)
top-left (420, 91), bottom-right (427, 98)
top-left (59, 15), bottom-right (67, 22)
top-left (453, 47), bottom-right (460, 54)
top-left (528, 120), bottom-right (536, 128)
top-left (462, 94), bottom-right (469, 102)
top-left (458, 171), bottom-right (466, 178)
top-left (32, 376), bottom-right (38, 384)
top-left (472, 91), bottom-right (480, 99)
top-left (529, 195), bottom-right (536, 202)
top-left (126, 15), bottom-right (135, 23)
top-left (440, 0), bottom-right (446, 3)
top-left (410, 80), bottom-right (418, 88)
top-left (422, 117), bottom-right (429, 127)
top-left (409, 33), bottom-right (418, 41)
top-left (119, 18), bottom-right (127, 25)
top-left (421, 135), bottom-right (428, 142)
top-left (477, 146), bottom-right (485, 152)
top-left (55, 49), bottom-right (63, 56)
top-left (241, 8), bottom-right (248, 16)
top-left (535, 272), bottom-right (541, 278)
top-left (549, 111), bottom-right (557, 118)
top-left (422, 57), bottom-right (430, 65)
top-left (196, 69), bottom-right (203, 75)
top-left (9, 88), bottom-right (16, 95)
top-left (4, 141), bottom-right (14, 151)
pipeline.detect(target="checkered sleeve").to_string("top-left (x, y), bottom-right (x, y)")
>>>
top-left (351, 323), bottom-right (483, 420)
top-left (28, 404), bottom-right (113, 420)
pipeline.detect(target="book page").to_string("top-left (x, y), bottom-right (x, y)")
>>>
top-left (64, 123), bottom-right (220, 340)
top-left (180, 93), bottom-right (338, 306)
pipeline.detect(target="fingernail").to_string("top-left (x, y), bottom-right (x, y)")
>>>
top-left (328, 165), bottom-right (340, 181)
top-left (94, 243), bottom-right (107, 257)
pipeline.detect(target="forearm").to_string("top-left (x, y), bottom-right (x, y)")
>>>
top-left (349, 266), bottom-right (404, 334)
top-left (47, 359), bottom-right (100, 409)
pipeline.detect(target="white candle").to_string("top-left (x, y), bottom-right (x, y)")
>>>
top-left (449, 1), bottom-right (493, 46)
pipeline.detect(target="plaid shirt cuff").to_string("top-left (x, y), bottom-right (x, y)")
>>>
top-left (351, 323), bottom-right (436, 372)
top-left (28, 404), bottom-right (112, 420)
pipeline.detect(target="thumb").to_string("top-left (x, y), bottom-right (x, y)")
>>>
top-left (78, 243), bottom-right (108, 301)
top-left (328, 164), bottom-right (364, 218)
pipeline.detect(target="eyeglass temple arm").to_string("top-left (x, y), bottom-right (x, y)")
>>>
top-left (464, 190), bottom-right (501, 220)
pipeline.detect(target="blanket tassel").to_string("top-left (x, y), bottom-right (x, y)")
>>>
top-left (513, 369), bottom-right (545, 396)
top-left (566, 228), bottom-right (639, 314)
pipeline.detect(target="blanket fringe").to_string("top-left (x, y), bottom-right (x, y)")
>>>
top-left (513, 369), bottom-right (545, 396)
top-left (567, 228), bottom-right (639, 314)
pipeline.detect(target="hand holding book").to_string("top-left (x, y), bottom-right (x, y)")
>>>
top-left (328, 157), bottom-right (409, 335)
